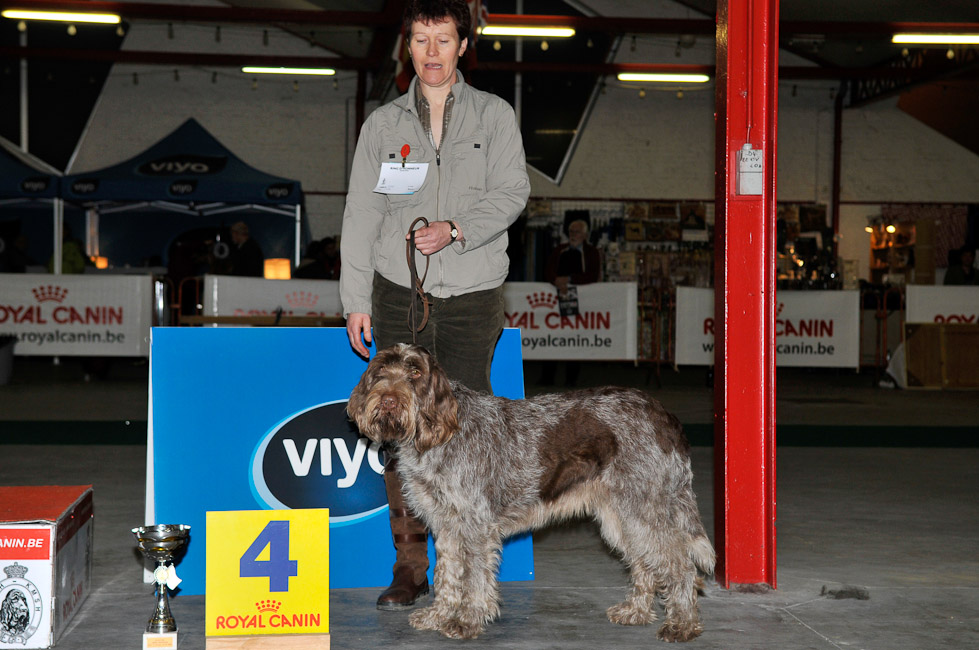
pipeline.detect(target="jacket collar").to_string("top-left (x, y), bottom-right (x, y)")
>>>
top-left (401, 70), bottom-right (467, 115)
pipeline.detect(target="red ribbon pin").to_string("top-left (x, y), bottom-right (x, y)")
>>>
top-left (400, 144), bottom-right (410, 167)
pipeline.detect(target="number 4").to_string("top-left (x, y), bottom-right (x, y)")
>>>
top-left (239, 520), bottom-right (299, 592)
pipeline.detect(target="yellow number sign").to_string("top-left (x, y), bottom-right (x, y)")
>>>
top-left (205, 509), bottom-right (330, 637)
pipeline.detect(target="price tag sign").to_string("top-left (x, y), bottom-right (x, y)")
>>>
top-left (205, 509), bottom-right (330, 638)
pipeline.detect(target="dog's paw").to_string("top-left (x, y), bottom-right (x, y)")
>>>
top-left (439, 617), bottom-right (484, 640)
top-left (656, 621), bottom-right (703, 642)
top-left (607, 601), bottom-right (657, 626)
top-left (408, 606), bottom-right (444, 631)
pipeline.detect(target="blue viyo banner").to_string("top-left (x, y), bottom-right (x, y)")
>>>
top-left (148, 327), bottom-right (532, 595)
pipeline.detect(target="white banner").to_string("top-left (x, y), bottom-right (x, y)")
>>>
top-left (503, 282), bottom-right (637, 360)
top-left (201, 277), bottom-right (637, 360)
top-left (202, 275), bottom-right (343, 318)
top-left (906, 285), bottom-right (979, 324)
top-left (676, 287), bottom-right (860, 368)
top-left (0, 273), bottom-right (153, 356)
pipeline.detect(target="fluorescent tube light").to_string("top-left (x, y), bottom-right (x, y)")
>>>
top-left (242, 67), bottom-right (336, 75)
top-left (617, 72), bottom-right (710, 83)
top-left (892, 33), bottom-right (979, 45)
top-left (2, 10), bottom-right (120, 24)
top-left (480, 26), bottom-right (575, 38)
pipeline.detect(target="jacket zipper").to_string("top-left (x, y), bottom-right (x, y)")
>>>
top-left (411, 101), bottom-right (446, 293)
top-left (435, 148), bottom-right (443, 291)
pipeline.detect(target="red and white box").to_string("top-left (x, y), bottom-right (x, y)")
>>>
top-left (0, 486), bottom-right (94, 649)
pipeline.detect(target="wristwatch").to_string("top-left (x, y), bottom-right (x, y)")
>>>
top-left (447, 220), bottom-right (459, 242)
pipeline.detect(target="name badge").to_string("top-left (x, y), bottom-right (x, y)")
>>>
top-left (373, 162), bottom-right (429, 195)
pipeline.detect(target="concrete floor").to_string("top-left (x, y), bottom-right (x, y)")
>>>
top-left (2, 356), bottom-right (978, 649)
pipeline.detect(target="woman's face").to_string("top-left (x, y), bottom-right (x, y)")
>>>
top-left (408, 18), bottom-right (467, 94)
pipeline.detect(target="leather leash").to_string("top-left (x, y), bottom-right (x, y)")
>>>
top-left (406, 217), bottom-right (430, 340)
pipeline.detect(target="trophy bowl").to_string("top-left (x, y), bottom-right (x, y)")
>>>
top-left (132, 524), bottom-right (190, 634)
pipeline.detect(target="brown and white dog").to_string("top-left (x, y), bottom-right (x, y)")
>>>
top-left (347, 343), bottom-right (714, 642)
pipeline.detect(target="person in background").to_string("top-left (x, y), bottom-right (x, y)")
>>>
top-left (229, 221), bottom-right (265, 277)
top-left (0, 235), bottom-right (33, 273)
top-left (295, 237), bottom-right (342, 280)
top-left (339, 0), bottom-right (529, 612)
top-left (47, 224), bottom-right (87, 274)
top-left (542, 218), bottom-right (602, 386)
top-left (545, 218), bottom-right (601, 293)
top-left (944, 246), bottom-right (978, 286)
top-left (319, 237), bottom-right (341, 279)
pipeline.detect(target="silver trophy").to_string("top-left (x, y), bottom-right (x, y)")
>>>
top-left (132, 524), bottom-right (190, 634)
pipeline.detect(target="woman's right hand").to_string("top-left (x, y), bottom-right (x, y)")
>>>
top-left (346, 312), bottom-right (373, 359)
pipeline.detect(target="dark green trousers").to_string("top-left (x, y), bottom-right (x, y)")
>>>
top-left (371, 273), bottom-right (503, 394)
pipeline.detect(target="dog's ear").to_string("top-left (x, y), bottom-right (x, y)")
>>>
top-left (414, 353), bottom-right (459, 453)
top-left (346, 367), bottom-right (371, 435)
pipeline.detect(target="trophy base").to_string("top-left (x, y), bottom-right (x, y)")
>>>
top-left (206, 633), bottom-right (330, 649)
top-left (143, 631), bottom-right (178, 649)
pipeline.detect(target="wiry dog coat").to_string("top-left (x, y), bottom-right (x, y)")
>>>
top-left (348, 343), bottom-right (715, 642)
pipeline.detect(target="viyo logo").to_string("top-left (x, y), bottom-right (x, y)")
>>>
top-left (250, 400), bottom-right (387, 524)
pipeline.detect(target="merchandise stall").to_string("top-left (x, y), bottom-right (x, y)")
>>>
top-left (520, 197), bottom-right (843, 366)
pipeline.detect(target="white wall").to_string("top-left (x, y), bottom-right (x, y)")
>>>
top-left (69, 18), bottom-right (361, 241)
top-left (71, 5), bottom-right (979, 277)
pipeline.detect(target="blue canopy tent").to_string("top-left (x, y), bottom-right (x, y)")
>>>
top-left (61, 118), bottom-right (306, 269)
top-left (0, 136), bottom-right (67, 273)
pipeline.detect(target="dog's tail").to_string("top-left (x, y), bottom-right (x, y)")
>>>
top-left (688, 532), bottom-right (716, 576)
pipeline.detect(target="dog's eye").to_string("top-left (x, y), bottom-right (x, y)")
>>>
top-left (409, 368), bottom-right (422, 379)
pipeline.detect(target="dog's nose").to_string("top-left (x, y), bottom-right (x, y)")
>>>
top-left (380, 394), bottom-right (398, 412)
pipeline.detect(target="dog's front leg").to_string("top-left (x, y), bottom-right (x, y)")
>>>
top-left (408, 528), bottom-right (467, 634)
top-left (409, 524), bottom-right (499, 639)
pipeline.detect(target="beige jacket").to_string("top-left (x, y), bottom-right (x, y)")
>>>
top-left (340, 72), bottom-right (530, 317)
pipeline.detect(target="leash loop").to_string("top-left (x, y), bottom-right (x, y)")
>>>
top-left (406, 217), bottom-right (431, 340)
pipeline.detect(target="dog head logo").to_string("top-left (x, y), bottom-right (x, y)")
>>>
top-left (0, 563), bottom-right (42, 645)
top-left (250, 401), bottom-right (388, 524)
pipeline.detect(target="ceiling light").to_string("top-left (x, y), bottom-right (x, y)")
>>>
top-left (618, 72), bottom-right (710, 83)
top-left (241, 67), bottom-right (336, 76)
top-left (2, 10), bottom-right (120, 24)
top-left (479, 26), bottom-right (575, 38)
top-left (892, 33), bottom-right (979, 45)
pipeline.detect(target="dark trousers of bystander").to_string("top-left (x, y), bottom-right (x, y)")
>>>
top-left (371, 273), bottom-right (504, 394)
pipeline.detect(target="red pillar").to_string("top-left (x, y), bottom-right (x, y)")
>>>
top-left (713, 0), bottom-right (778, 588)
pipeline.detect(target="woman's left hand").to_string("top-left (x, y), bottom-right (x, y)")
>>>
top-left (407, 221), bottom-right (460, 255)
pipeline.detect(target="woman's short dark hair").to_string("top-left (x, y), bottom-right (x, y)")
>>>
top-left (403, 0), bottom-right (472, 42)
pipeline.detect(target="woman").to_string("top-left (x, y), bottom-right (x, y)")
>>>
top-left (339, 0), bottom-right (530, 610)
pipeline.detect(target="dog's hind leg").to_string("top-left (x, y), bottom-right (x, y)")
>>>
top-left (653, 541), bottom-right (703, 643)
top-left (593, 505), bottom-right (659, 626)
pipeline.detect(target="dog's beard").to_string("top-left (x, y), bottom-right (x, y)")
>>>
top-left (357, 387), bottom-right (418, 446)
